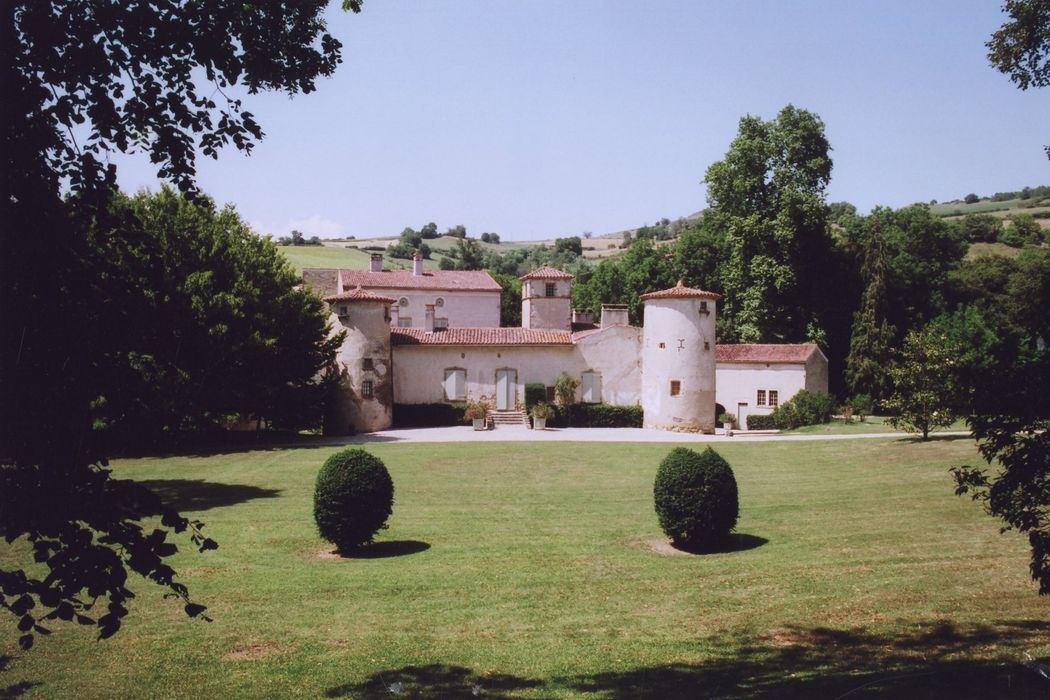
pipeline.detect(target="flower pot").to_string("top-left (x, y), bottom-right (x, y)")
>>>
top-left (533, 417), bottom-right (547, 430)
top-left (472, 418), bottom-right (486, 431)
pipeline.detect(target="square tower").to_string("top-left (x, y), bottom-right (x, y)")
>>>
top-left (519, 266), bottom-right (574, 331)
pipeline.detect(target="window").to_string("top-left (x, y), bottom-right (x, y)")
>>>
top-left (435, 297), bottom-right (444, 307)
top-left (582, 371), bottom-right (601, 403)
top-left (398, 297), bottom-right (409, 307)
top-left (546, 386), bottom-right (556, 403)
top-left (443, 368), bottom-right (466, 401)
top-left (361, 380), bottom-right (374, 398)
top-left (362, 358), bottom-right (374, 371)
top-left (757, 390), bottom-right (766, 406)
top-left (434, 318), bottom-right (449, 329)
top-left (545, 282), bottom-right (556, 297)
top-left (704, 341), bottom-right (710, 350)
top-left (699, 301), bottom-right (708, 314)
top-left (659, 342), bottom-right (666, 349)
top-left (397, 318), bottom-right (412, 328)
top-left (769, 390), bottom-right (779, 407)
top-left (338, 305), bottom-right (349, 317)
top-left (670, 380), bottom-right (681, 396)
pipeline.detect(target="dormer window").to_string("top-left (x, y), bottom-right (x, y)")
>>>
top-left (545, 283), bottom-right (556, 298)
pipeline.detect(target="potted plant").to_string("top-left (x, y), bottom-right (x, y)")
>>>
top-left (530, 402), bottom-right (554, 430)
top-left (718, 412), bottom-right (736, 437)
top-left (465, 400), bottom-right (490, 431)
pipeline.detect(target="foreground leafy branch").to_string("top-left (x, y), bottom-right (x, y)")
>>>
top-left (951, 350), bottom-right (1050, 593)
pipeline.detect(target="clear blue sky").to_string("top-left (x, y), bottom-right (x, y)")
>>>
top-left (116, 1), bottom-right (1050, 241)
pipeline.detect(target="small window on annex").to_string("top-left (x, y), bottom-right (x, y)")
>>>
top-left (545, 282), bottom-right (557, 298)
top-left (362, 358), bottom-right (374, 371)
top-left (581, 371), bottom-right (602, 403)
top-left (361, 380), bottom-right (374, 398)
top-left (444, 368), bottom-right (467, 401)
top-left (398, 317), bottom-right (412, 328)
top-left (756, 390), bottom-right (766, 406)
top-left (669, 380), bottom-right (681, 397)
top-left (769, 390), bottom-right (779, 407)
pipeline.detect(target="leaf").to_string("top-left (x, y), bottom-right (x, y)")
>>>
top-left (184, 603), bottom-right (208, 618)
top-left (18, 634), bottom-right (33, 650)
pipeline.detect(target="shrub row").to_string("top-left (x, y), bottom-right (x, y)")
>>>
top-left (524, 383), bottom-right (547, 412)
top-left (744, 390), bottom-right (836, 430)
top-left (392, 402), bottom-right (467, 428)
top-left (548, 403), bottom-right (643, 428)
top-left (745, 414), bottom-right (778, 430)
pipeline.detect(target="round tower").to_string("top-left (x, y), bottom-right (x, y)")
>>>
top-left (640, 281), bottom-right (721, 433)
top-left (323, 286), bottom-right (395, 434)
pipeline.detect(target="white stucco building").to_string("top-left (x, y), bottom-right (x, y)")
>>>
top-left (303, 262), bottom-right (829, 434)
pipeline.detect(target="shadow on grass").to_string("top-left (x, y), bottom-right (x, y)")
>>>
top-left (134, 479), bottom-right (281, 513)
top-left (676, 533), bottom-right (769, 555)
top-left (324, 620), bottom-right (1050, 699)
top-left (337, 540), bottom-right (431, 559)
top-left (0, 655), bottom-right (40, 698)
top-left (897, 433), bottom-right (973, 444)
top-left (325, 664), bottom-right (542, 699)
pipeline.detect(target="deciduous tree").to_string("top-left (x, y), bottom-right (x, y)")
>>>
top-left (2, 0), bottom-right (360, 646)
top-left (703, 105), bottom-right (835, 344)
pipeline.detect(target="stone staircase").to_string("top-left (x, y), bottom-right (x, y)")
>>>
top-left (486, 409), bottom-right (529, 428)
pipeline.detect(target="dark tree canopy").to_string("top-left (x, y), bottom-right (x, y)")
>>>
top-left (2, 1), bottom-right (360, 647)
top-left (703, 105), bottom-right (835, 344)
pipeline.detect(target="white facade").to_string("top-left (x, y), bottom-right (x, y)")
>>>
top-left (715, 347), bottom-right (830, 429)
top-left (381, 288), bottom-right (500, 329)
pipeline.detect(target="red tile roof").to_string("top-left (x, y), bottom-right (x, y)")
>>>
top-left (640, 280), bottom-right (721, 301)
top-left (392, 327), bottom-right (573, 346)
top-left (716, 344), bottom-right (821, 364)
top-left (519, 265), bottom-right (574, 281)
top-left (330, 268), bottom-right (502, 292)
top-left (323, 286), bottom-right (396, 304)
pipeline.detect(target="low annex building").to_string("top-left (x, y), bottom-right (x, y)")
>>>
top-left (304, 257), bottom-right (828, 433)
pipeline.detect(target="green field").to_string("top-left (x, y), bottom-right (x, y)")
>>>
top-left (781, 415), bottom-right (968, 435)
top-left (2, 439), bottom-right (1047, 698)
top-left (930, 196), bottom-right (1050, 217)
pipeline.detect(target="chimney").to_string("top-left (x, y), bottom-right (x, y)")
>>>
top-left (370, 253), bottom-right (383, 273)
top-left (389, 303), bottom-right (399, 327)
top-left (424, 304), bottom-right (435, 332)
top-left (413, 252), bottom-right (424, 276)
top-left (601, 304), bottom-right (629, 328)
top-left (572, 308), bottom-right (594, 326)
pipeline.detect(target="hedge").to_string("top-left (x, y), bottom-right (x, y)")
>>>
top-left (392, 402), bottom-right (467, 428)
top-left (745, 414), bottom-right (778, 430)
top-left (524, 383), bottom-right (547, 413)
top-left (548, 403), bottom-right (643, 428)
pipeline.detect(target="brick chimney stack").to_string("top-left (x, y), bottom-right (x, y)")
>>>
top-left (369, 253), bottom-right (383, 273)
top-left (413, 253), bottom-right (424, 276)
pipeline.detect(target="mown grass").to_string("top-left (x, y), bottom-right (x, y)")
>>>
top-left (2, 439), bottom-right (1047, 698)
top-left (782, 415), bottom-right (968, 435)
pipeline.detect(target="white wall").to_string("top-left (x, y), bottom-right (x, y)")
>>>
top-left (391, 327), bottom-right (642, 406)
top-left (715, 363), bottom-right (806, 429)
top-left (641, 298), bottom-right (717, 432)
top-left (376, 288), bottom-right (500, 329)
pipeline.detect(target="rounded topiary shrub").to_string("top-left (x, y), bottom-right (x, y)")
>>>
top-left (653, 446), bottom-right (738, 551)
top-left (314, 448), bottom-right (394, 552)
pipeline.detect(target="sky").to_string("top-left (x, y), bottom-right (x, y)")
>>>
top-left (114, 1), bottom-right (1050, 241)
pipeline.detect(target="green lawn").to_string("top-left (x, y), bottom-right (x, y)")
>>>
top-left (2, 439), bottom-right (1047, 698)
top-left (782, 415), bottom-right (969, 435)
